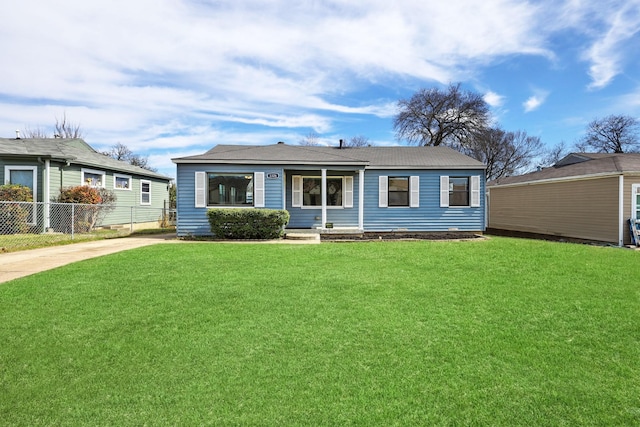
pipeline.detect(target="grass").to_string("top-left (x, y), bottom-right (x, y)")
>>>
top-left (1, 238), bottom-right (639, 425)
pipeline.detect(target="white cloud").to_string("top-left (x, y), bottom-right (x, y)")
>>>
top-left (483, 91), bottom-right (505, 108)
top-left (584, 3), bottom-right (640, 89)
top-left (523, 91), bottom-right (549, 113)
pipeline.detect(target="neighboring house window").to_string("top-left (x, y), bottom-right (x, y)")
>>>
top-left (292, 175), bottom-right (354, 208)
top-left (114, 174), bottom-right (132, 190)
top-left (378, 176), bottom-right (419, 208)
top-left (82, 168), bottom-right (105, 187)
top-left (4, 165), bottom-right (37, 196)
top-left (140, 180), bottom-right (151, 205)
top-left (440, 176), bottom-right (481, 208)
top-left (4, 165), bottom-right (37, 223)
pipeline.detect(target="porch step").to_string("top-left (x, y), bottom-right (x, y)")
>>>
top-left (284, 232), bottom-right (321, 241)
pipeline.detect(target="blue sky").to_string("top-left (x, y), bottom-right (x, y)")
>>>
top-left (1, 0), bottom-right (639, 178)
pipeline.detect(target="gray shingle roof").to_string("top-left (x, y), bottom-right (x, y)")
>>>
top-left (489, 152), bottom-right (640, 186)
top-left (0, 138), bottom-right (171, 180)
top-left (172, 143), bottom-right (486, 169)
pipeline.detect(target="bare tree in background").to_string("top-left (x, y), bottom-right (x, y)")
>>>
top-left (538, 141), bottom-right (570, 167)
top-left (102, 142), bottom-right (157, 172)
top-left (22, 126), bottom-right (49, 138)
top-left (462, 128), bottom-right (543, 181)
top-left (22, 112), bottom-right (84, 139)
top-left (298, 131), bottom-right (321, 146)
top-left (577, 114), bottom-right (639, 153)
top-left (54, 113), bottom-right (84, 138)
top-left (346, 135), bottom-right (371, 147)
top-left (393, 83), bottom-right (490, 147)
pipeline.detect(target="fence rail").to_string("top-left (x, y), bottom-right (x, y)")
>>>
top-left (0, 201), bottom-right (175, 252)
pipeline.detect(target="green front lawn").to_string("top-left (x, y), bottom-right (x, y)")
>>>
top-left (1, 238), bottom-right (639, 425)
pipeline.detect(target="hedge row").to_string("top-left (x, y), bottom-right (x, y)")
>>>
top-left (207, 208), bottom-right (290, 239)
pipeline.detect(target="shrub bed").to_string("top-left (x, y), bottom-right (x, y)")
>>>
top-left (207, 208), bottom-right (289, 239)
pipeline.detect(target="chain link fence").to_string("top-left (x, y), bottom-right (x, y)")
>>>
top-left (0, 201), bottom-right (175, 252)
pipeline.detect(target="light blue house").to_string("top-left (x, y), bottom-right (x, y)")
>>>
top-left (172, 142), bottom-right (486, 236)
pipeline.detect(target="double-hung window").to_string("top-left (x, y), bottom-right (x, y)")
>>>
top-left (440, 176), bottom-right (481, 207)
top-left (378, 176), bottom-right (419, 207)
top-left (140, 180), bottom-right (151, 205)
top-left (194, 172), bottom-right (265, 208)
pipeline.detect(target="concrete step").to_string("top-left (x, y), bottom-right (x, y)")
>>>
top-left (285, 232), bottom-right (320, 241)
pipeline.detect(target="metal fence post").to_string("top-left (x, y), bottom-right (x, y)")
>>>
top-left (130, 206), bottom-right (134, 233)
top-left (71, 203), bottom-right (75, 240)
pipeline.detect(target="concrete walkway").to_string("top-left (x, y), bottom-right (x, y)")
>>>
top-left (0, 234), bottom-right (179, 284)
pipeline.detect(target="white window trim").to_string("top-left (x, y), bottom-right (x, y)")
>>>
top-left (379, 175), bottom-right (419, 208)
top-left (293, 175), bottom-right (351, 209)
top-left (113, 173), bottom-right (132, 190)
top-left (140, 179), bottom-right (151, 205)
top-left (81, 168), bottom-right (106, 188)
top-left (440, 175), bottom-right (481, 208)
top-left (4, 165), bottom-right (38, 224)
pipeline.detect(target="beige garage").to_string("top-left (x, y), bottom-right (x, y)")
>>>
top-left (488, 153), bottom-right (640, 246)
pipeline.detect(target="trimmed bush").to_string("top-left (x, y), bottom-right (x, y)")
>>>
top-left (207, 208), bottom-right (290, 239)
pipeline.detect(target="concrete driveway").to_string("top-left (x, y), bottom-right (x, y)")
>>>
top-left (0, 234), bottom-right (178, 284)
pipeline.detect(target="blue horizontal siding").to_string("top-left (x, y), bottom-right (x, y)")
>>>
top-left (363, 169), bottom-right (485, 232)
top-left (176, 164), bottom-right (284, 236)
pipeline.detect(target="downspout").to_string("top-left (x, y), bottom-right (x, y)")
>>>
top-left (618, 174), bottom-right (624, 247)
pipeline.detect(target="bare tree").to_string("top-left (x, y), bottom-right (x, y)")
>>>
top-left (463, 128), bottom-right (543, 181)
top-left (22, 113), bottom-right (84, 139)
top-left (538, 141), bottom-right (570, 167)
top-left (345, 135), bottom-right (371, 147)
top-left (22, 126), bottom-right (49, 138)
top-left (393, 83), bottom-right (490, 147)
top-left (298, 131), bottom-right (321, 146)
top-left (103, 142), bottom-right (157, 172)
top-left (578, 114), bottom-right (639, 153)
top-left (55, 113), bottom-right (83, 139)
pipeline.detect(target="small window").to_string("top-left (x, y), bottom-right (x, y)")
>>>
top-left (82, 168), bottom-right (105, 188)
top-left (388, 177), bottom-right (409, 206)
top-left (449, 177), bottom-right (470, 206)
top-left (141, 180), bottom-right (151, 205)
top-left (114, 174), bottom-right (131, 190)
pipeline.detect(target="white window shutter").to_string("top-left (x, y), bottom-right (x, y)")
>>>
top-left (440, 176), bottom-right (449, 208)
top-left (292, 175), bottom-right (302, 207)
top-left (470, 175), bottom-right (481, 207)
top-left (254, 172), bottom-right (265, 207)
top-left (410, 176), bottom-right (420, 207)
top-left (379, 176), bottom-right (388, 207)
top-left (344, 176), bottom-right (354, 208)
top-left (195, 171), bottom-right (206, 208)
